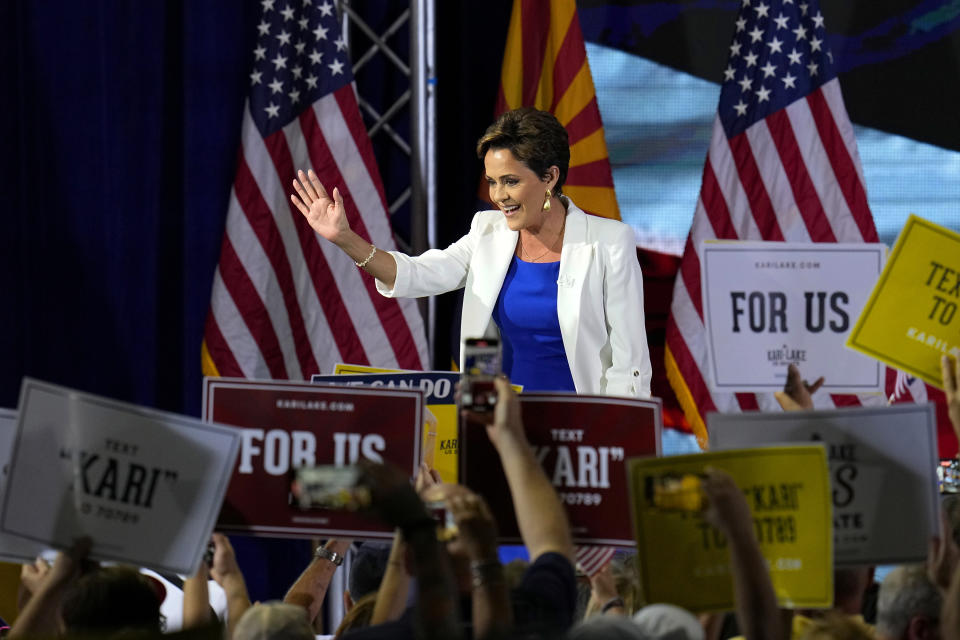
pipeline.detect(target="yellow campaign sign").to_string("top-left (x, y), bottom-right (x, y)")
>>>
top-left (846, 215), bottom-right (960, 387)
top-left (627, 446), bottom-right (832, 612)
top-left (329, 364), bottom-right (460, 483)
top-left (332, 364), bottom-right (399, 375)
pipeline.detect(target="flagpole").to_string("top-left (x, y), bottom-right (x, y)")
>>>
top-left (411, 0), bottom-right (437, 365)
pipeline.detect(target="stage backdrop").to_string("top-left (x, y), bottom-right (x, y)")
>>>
top-left (6, 0), bottom-right (957, 422)
top-left (0, 0), bottom-right (509, 604)
top-left (3, 0), bottom-right (959, 596)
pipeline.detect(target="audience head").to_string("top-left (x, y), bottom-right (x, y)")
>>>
top-left (333, 591), bottom-right (378, 639)
top-left (569, 603), bottom-right (704, 640)
top-left (232, 602), bottom-right (314, 640)
top-left (632, 603), bottom-right (704, 640)
top-left (800, 612), bottom-right (875, 640)
top-left (833, 566), bottom-right (875, 614)
top-left (875, 564), bottom-right (941, 640)
top-left (567, 615), bottom-right (647, 640)
top-left (61, 566), bottom-right (164, 635)
top-left (582, 551), bottom-right (642, 618)
top-left (346, 541), bottom-right (390, 606)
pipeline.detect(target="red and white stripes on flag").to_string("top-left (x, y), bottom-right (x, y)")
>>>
top-left (664, 0), bottom-right (946, 447)
top-left (203, 2), bottom-right (427, 381)
top-left (576, 545), bottom-right (616, 578)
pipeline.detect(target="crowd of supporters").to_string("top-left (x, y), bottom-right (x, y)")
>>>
top-left (6, 355), bottom-right (960, 640)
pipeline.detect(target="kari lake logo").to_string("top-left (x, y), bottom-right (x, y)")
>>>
top-left (767, 344), bottom-right (807, 367)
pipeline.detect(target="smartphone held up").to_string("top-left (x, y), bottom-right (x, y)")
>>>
top-left (291, 465), bottom-right (372, 511)
top-left (460, 337), bottom-right (501, 413)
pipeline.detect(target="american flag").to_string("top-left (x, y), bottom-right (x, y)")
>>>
top-left (664, 0), bottom-right (937, 446)
top-left (202, 0), bottom-right (428, 380)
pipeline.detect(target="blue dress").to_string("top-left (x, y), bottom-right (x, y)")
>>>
top-left (491, 255), bottom-right (576, 392)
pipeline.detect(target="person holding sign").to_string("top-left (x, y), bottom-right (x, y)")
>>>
top-left (347, 376), bottom-right (578, 639)
top-left (701, 468), bottom-right (784, 640)
top-left (291, 108), bottom-right (652, 398)
top-left (943, 355), bottom-right (960, 443)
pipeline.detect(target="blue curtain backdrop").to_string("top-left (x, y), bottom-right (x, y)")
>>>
top-left (1, 1), bottom-right (257, 414)
top-left (0, 0), bottom-right (307, 601)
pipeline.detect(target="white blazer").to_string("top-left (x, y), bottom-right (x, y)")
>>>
top-left (376, 199), bottom-right (652, 398)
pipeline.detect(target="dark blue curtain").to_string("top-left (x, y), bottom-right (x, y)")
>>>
top-left (0, 0), bottom-right (318, 601)
top-left (1, 1), bottom-right (258, 415)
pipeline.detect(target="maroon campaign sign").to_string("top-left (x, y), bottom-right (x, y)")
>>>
top-left (202, 378), bottom-right (423, 540)
top-left (461, 393), bottom-right (661, 547)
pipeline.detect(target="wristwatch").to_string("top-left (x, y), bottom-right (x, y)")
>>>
top-left (315, 546), bottom-right (344, 566)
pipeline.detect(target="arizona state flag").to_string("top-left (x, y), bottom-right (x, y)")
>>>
top-left (494, 0), bottom-right (620, 221)
top-left (492, 0), bottom-right (623, 579)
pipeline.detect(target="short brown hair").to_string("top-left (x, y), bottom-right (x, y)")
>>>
top-left (476, 107), bottom-right (570, 195)
top-left (61, 566), bottom-right (163, 635)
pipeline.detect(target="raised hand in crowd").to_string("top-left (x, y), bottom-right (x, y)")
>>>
top-left (433, 482), bottom-right (512, 640)
top-left (10, 537), bottom-right (92, 638)
top-left (369, 528), bottom-right (410, 626)
top-left (774, 363), bottom-right (824, 412)
top-left (208, 533), bottom-right (251, 640)
top-left (585, 562), bottom-right (625, 617)
top-left (183, 548), bottom-right (212, 629)
top-left (938, 356), bottom-right (960, 639)
top-left (370, 462), bottom-right (443, 627)
top-left (463, 375), bottom-right (575, 565)
top-left (17, 556), bottom-right (51, 613)
top-left (702, 468), bottom-right (784, 640)
top-left (360, 459), bottom-right (464, 640)
top-left (415, 460), bottom-right (443, 493)
top-left (350, 377), bottom-right (577, 639)
top-left (284, 537), bottom-right (352, 631)
top-left (943, 355), bottom-right (960, 439)
top-left (929, 510), bottom-right (960, 594)
top-left (460, 375), bottom-right (578, 636)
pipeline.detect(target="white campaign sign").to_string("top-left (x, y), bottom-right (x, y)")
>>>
top-left (0, 408), bottom-right (47, 563)
top-left (709, 404), bottom-right (939, 565)
top-left (0, 379), bottom-right (241, 574)
top-left (700, 241), bottom-right (885, 392)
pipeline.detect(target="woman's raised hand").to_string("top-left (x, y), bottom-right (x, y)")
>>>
top-left (291, 169), bottom-right (350, 244)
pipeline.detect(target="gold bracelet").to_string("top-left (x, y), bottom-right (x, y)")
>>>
top-left (355, 244), bottom-right (377, 268)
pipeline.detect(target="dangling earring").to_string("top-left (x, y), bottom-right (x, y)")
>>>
top-left (542, 188), bottom-right (552, 212)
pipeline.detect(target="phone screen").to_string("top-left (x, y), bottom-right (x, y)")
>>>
top-left (461, 338), bottom-right (501, 412)
top-left (939, 459), bottom-right (959, 494)
top-left (292, 466), bottom-right (368, 510)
